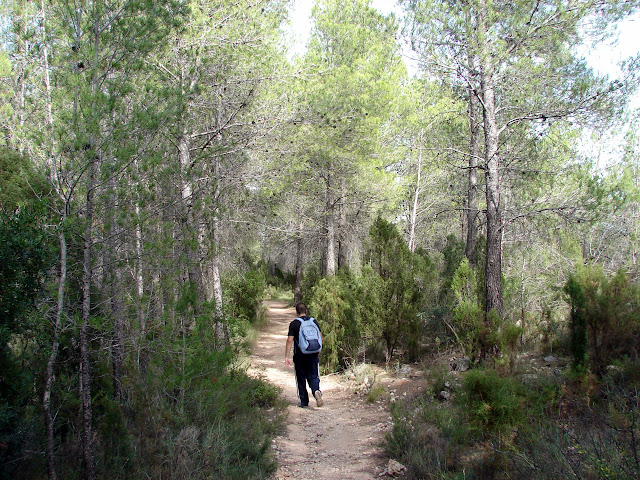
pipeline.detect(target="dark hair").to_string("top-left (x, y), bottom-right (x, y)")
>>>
top-left (295, 303), bottom-right (308, 315)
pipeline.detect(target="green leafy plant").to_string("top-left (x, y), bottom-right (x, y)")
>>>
top-left (564, 265), bottom-right (640, 375)
top-left (457, 368), bottom-right (528, 438)
top-left (310, 276), bottom-right (351, 372)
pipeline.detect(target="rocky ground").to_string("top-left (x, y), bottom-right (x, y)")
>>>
top-left (248, 301), bottom-right (424, 480)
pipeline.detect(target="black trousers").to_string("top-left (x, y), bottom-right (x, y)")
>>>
top-left (293, 354), bottom-right (320, 406)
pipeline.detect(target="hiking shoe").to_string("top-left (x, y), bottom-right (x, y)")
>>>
top-left (314, 390), bottom-right (324, 407)
top-left (297, 403), bottom-right (308, 408)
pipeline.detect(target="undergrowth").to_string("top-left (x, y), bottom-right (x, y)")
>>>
top-left (386, 362), bottom-right (640, 479)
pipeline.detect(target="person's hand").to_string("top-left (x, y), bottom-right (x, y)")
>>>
top-left (285, 357), bottom-right (291, 368)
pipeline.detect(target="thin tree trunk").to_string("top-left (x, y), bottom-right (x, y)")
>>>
top-left (44, 228), bottom-right (67, 480)
top-left (465, 80), bottom-right (480, 264)
top-left (41, 4), bottom-right (60, 474)
top-left (479, 0), bottom-right (502, 319)
top-left (294, 233), bottom-right (304, 305)
top-left (178, 131), bottom-right (203, 302)
top-left (80, 159), bottom-right (96, 480)
top-left (210, 214), bottom-right (227, 346)
top-left (211, 88), bottom-right (228, 347)
top-left (408, 131), bottom-right (423, 253)
top-left (108, 186), bottom-right (125, 402)
top-left (325, 173), bottom-right (336, 277)
top-left (520, 255), bottom-right (526, 347)
top-left (337, 178), bottom-right (347, 269)
top-left (134, 193), bottom-right (146, 371)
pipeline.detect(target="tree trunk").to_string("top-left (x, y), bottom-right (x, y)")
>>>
top-left (465, 82), bottom-right (480, 264)
top-left (134, 193), bottom-right (146, 371)
top-left (44, 229), bottom-right (66, 480)
top-left (294, 233), bottom-right (304, 305)
top-left (325, 174), bottom-right (336, 277)
top-left (210, 88), bottom-right (228, 347)
top-left (479, 0), bottom-right (502, 320)
top-left (108, 188), bottom-right (125, 403)
top-left (103, 181), bottom-right (119, 400)
top-left (42, 4), bottom-right (59, 475)
top-left (337, 178), bottom-right (347, 269)
top-left (80, 159), bottom-right (96, 480)
top-left (211, 214), bottom-right (228, 347)
top-left (408, 131), bottom-right (423, 253)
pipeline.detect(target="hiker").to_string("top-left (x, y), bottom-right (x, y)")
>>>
top-left (284, 303), bottom-right (324, 408)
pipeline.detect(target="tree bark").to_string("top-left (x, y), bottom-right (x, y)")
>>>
top-left (210, 87), bottom-right (228, 347)
top-left (80, 159), bottom-right (96, 480)
top-left (408, 131), bottom-right (423, 253)
top-left (294, 233), bottom-right (304, 305)
top-left (337, 178), bottom-right (348, 269)
top-left (479, 3), bottom-right (503, 319)
top-left (44, 229), bottom-right (66, 480)
top-left (465, 81), bottom-right (480, 264)
top-left (42, 3), bottom-right (59, 475)
top-left (134, 190), bottom-right (146, 371)
top-left (325, 173), bottom-right (336, 277)
top-left (107, 185), bottom-right (125, 403)
top-left (211, 214), bottom-right (228, 347)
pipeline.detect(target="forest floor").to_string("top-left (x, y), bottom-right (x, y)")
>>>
top-left (248, 301), bottom-right (425, 480)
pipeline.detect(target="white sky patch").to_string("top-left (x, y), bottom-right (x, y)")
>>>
top-left (284, 0), bottom-right (402, 61)
top-left (576, 12), bottom-right (640, 78)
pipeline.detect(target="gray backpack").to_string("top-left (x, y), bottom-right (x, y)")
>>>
top-left (297, 317), bottom-right (322, 354)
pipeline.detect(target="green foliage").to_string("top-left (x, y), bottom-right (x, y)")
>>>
top-left (0, 148), bottom-right (51, 213)
top-left (564, 272), bottom-right (589, 369)
top-left (225, 266), bottom-right (267, 323)
top-left (301, 260), bottom-right (322, 304)
top-left (0, 205), bottom-right (54, 336)
top-left (362, 217), bottom-right (423, 361)
top-left (500, 322), bottom-right (524, 372)
top-left (264, 285), bottom-right (293, 304)
top-left (387, 367), bottom-right (566, 479)
top-left (310, 275), bottom-right (352, 372)
top-left (450, 257), bottom-right (487, 361)
top-left (458, 369), bottom-right (529, 438)
top-left (367, 383), bottom-right (385, 403)
top-left (131, 321), bottom-right (283, 480)
top-left (386, 392), bottom-right (458, 478)
top-left (564, 265), bottom-right (640, 375)
top-left (0, 206), bottom-right (54, 471)
top-left (439, 234), bottom-right (465, 305)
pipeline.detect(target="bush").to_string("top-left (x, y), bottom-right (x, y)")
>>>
top-left (564, 266), bottom-right (640, 375)
top-left (457, 369), bottom-right (529, 438)
top-left (225, 267), bottom-right (267, 323)
top-left (362, 217), bottom-right (423, 362)
top-left (385, 399), bottom-right (453, 479)
top-left (310, 275), bottom-right (353, 372)
top-left (131, 335), bottom-right (284, 480)
top-left (449, 258), bottom-right (493, 363)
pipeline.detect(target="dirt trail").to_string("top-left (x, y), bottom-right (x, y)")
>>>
top-left (248, 301), bottom-right (394, 480)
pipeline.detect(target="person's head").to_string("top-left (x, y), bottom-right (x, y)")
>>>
top-left (296, 303), bottom-right (308, 316)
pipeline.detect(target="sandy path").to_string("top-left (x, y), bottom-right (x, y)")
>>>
top-left (248, 301), bottom-right (391, 480)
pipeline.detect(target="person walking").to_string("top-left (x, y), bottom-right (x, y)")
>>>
top-left (284, 303), bottom-right (324, 408)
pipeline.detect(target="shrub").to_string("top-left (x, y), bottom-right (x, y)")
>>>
top-left (457, 369), bottom-right (528, 438)
top-left (225, 267), bottom-right (267, 323)
top-left (564, 265), bottom-right (640, 375)
top-left (310, 275), bottom-right (352, 372)
top-left (362, 217), bottom-right (423, 362)
top-left (385, 399), bottom-right (453, 479)
top-left (132, 336), bottom-right (283, 480)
